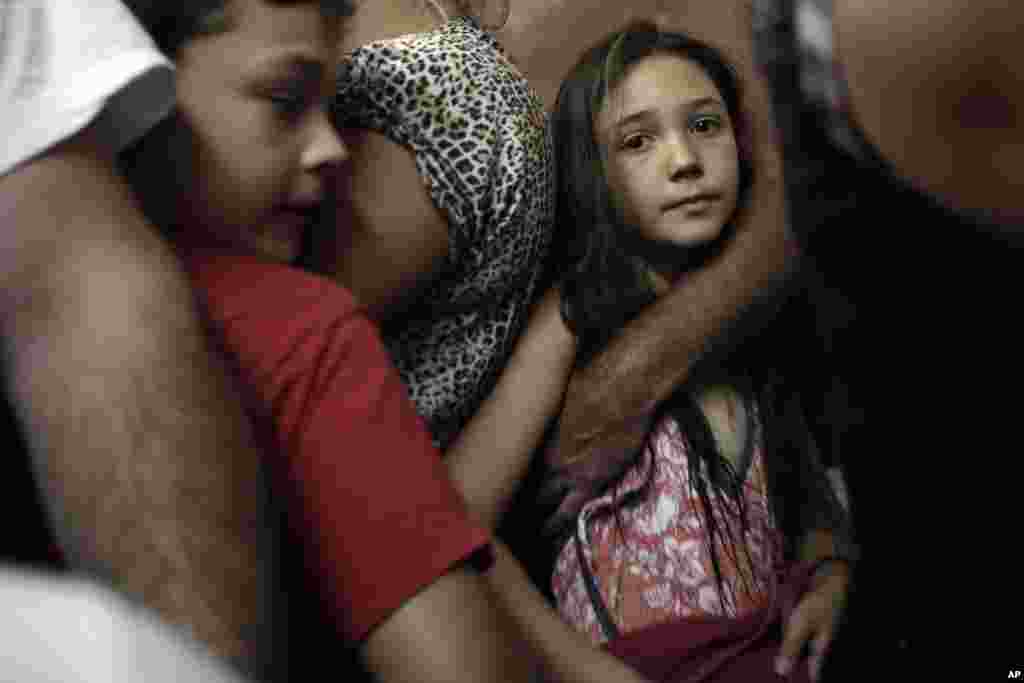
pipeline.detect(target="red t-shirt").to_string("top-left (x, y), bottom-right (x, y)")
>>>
top-left (185, 250), bottom-right (490, 643)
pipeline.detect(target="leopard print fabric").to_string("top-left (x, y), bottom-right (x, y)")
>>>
top-left (333, 16), bottom-right (555, 450)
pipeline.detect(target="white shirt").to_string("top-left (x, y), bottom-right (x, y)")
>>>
top-left (0, 0), bottom-right (174, 175)
top-left (0, 567), bottom-right (248, 682)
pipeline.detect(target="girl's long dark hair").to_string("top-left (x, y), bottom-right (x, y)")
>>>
top-left (550, 21), bottom-right (848, 606)
top-left (550, 22), bottom-right (754, 364)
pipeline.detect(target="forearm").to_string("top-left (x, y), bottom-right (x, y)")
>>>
top-left (0, 133), bottom-right (279, 678)
top-left (446, 288), bottom-right (576, 529)
top-left (362, 565), bottom-right (538, 683)
top-left (486, 541), bottom-right (649, 683)
top-left (558, 165), bottom-right (793, 461)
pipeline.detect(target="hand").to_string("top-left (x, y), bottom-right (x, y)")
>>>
top-left (465, 0), bottom-right (511, 29)
top-left (541, 405), bottom-right (655, 534)
top-left (776, 562), bottom-right (850, 682)
top-left (550, 357), bottom-right (659, 469)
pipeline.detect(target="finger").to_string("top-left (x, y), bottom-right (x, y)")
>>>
top-left (776, 606), bottom-right (812, 677)
top-left (807, 628), bottom-right (834, 682)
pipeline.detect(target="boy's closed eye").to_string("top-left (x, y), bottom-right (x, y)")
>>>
top-left (247, 57), bottom-right (328, 120)
top-left (263, 82), bottom-right (315, 118)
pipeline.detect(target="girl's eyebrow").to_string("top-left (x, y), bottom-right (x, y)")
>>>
top-left (611, 96), bottom-right (725, 131)
top-left (610, 109), bottom-right (656, 132)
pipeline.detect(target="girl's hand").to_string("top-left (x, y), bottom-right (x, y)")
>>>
top-left (776, 562), bottom-right (850, 682)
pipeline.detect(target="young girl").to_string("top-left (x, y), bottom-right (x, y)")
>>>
top-left (540, 22), bottom-right (854, 682)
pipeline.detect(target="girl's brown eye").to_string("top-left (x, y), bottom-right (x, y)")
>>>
top-left (621, 134), bottom-right (651, 151)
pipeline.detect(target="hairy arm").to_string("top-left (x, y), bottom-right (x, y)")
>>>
top-left (554, 152), bottom-right (793, 465)
top-left (445, 287), bottom-right (576, 529)
top-left (0, 128), bottom-right (279, 678)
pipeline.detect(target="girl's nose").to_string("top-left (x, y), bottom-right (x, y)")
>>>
top-left (667, 135), bottom-right (702, 181)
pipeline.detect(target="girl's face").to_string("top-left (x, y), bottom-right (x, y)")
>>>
top-left (596, 53), bottom-right (740, 251)
top-left (171, 0), bottom-right (348, 262)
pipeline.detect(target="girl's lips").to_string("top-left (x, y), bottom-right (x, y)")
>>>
top-left (682, 198), bottom-right (712, 213)
top-left (665, 194), bottom-right (718, 214)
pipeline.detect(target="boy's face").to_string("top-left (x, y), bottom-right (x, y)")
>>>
top-left (173, 0), bottom-right (348, 262)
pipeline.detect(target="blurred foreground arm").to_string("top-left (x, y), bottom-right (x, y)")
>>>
top-left (0, 127), bottom-right (279, 678)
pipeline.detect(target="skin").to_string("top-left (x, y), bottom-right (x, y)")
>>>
top-left (588, 51), bottom-right (847, 681)
top-left (317, 0), bottom-right (515, 321)
top-left (163, 0), bottom-right (349, 262)
top-left (0, 124), bottom-right (277, 677)
top-left (12, 0), bottom-right (349, 675)
top-left (834, 0), bottom-right (1024, 226)
top-left (593, 52), bottom-right (748, 464)
top-left (550, 42), bottom-right (794, 474)
top-left (319, 127), bottom-right (450, 321)
top-left (441, 45), bottom-right (841, 681)
top-left (310, 5), bottom-right (651, 681)
top-left (336, 0), bottom-right (445, 49)
top-left (596, 53), bottom-right (741, 276)
top-left (316, 0), bottom-right (453, 320)
top-left (778, 530), bottom-right (851, 682)
top-left (780, 2), bottom-right (1024, 676)
top-left (133, 4), bottom-right (637, 682)
top-left (445, 287), bottom-right (577, 530)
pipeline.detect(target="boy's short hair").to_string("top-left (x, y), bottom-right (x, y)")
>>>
top-left (123, 0), bottom-right (355, 56)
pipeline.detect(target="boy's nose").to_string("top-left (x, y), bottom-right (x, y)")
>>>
top-left (304, 109), bottom-right (350, 174)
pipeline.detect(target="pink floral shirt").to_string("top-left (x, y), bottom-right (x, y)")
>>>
top-left (551, 414), bottom-right (786, 645)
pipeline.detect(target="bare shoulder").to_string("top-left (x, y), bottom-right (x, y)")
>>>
top-left (337, 0), bottom-right (442, 51)
top-left (0, 124), bottom-right (152, 292)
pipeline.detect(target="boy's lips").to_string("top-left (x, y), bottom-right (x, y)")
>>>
top-left (277, 203), bottom-right (322, 228)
